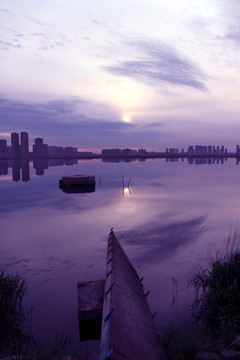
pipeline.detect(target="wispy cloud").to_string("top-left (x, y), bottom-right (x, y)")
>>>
top-left (0, 97), bottom-right (165, 148)
top-left (104, 39), bottom-right (207, 92)
top-left (26, 16), bottom-right (47, 26)
top-left (0, 39), bottom-right (21, 50)
top-left (223, 29), bottom-right (240, 42)
top-left (0, 8), bottom-right (11, 14)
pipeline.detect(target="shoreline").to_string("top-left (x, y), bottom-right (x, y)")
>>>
top-left (0, 153), bottom-right (240, 160)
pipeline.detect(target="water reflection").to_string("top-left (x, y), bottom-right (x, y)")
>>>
top-left (0, 158), bottom-right (78, 182)
top-left (1, 158), bottom-right (240, 347)
top-left (1, 157), bottom-right (239, 184)
top-left (123, 187), bottom-right (132, 196)
top-left (59, 184), bottom-right (96, 194)
top-left (188, 157), bottom-right (226, 165)
top-left (119, 215), bottom-right (207, 263)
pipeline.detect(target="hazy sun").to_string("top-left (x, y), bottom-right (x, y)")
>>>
top-left (122, 115), bottom-right (131, 123)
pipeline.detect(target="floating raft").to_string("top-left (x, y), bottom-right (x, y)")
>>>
top-left (59, 175), bottom-right (96, 193)
top-left (59, 175), bottom-right (95, 186)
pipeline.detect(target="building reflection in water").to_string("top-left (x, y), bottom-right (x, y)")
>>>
top-left (188, 157), bottom-right (227, 165)
top-left (0, 158), bottom-right (78, 182)
top-left (33, 159), bottom-right (49, 176)
top-left (0, 160), bottom-right (8, 176)
top-left (21, 159), bottom-right (30, 182)
top-left (12, 160), bottom-right (21, 182)
top-left (0, 156), bottom-right (239, 183)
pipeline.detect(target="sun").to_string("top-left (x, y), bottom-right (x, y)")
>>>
top-left (122, 114), bottom-right (131, 123)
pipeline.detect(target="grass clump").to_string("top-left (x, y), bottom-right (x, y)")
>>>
top-left (163, 229), bottom-right (240, 359)
top-left (0, 270), bottom-right (31, 353)
top-left (161, 325), bottom-right (204, 360)
top-left (0, 270), bottom-right (82, 359)
top-left (191, 244), bottom-right (240, 343)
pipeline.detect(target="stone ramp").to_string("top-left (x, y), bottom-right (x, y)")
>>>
top-left (99, 230), bottom-right (166, 360)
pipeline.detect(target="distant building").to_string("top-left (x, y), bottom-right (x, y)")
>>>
top-left (20, 132), bottom-right (29, 156)
top-left (48, 146), bottom-right (64, 156)
top-left (187, 144), bottom-right (227, 155)
top-left (63, 147), bottom-right (78, 156)
top-left (33, 138), bottom-right (49, 157)
top-left (0, 139), bottom-right (7, 154)
top-left (48, 146), bottom-right (79, 156)
top-left (195, 145), bottom-right (207, 154)
top-left (11, 132), bottom-right (20, 157)
top-left (188, 146), bottom-right (194, 154)
top-left (102, 148), bottom-right (139, 157)
top-left (122, 148), bottom-right (136, 156)
top-left (138, 148), bottom-right (147, 156)
top-left (207, 145), bottom-right (212, 154)
top-left (102, 149), bottom-right (123, 156)
top-left (166, 148), bottom-right (179, 154)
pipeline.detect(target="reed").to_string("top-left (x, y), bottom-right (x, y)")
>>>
top-left (163, 228), bottom-right (240, 359)
top-left (191, 237), bottom-right (240, 343)
top-left (0, 270), bottom-right (31, 353)
top-left (0, 270), bottom-right (87, 359)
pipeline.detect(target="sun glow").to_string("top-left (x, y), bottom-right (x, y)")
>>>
top-left (124, 187), bottom-right (131, 195)
top-left (122, 114), bottom-right (131, 123)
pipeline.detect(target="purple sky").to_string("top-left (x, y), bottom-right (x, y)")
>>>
top-left (1, 1), bottom-right (240, 151)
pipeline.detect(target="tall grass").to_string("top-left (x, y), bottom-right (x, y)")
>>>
top-left (191, 228), bottom-right (240, 343)
top-left (162, 227), bottom-right (240, 359)
top-left (0, 270), bottom-right (86, 359)
top-left (0, 270), bottom-right (31, 353)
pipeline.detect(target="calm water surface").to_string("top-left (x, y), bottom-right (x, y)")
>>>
top-left (1, 158), bottom-right (240, 346)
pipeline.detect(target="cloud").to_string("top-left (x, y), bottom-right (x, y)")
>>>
top-left (223, 29), bottom-right (240, 42)
top-left (32, 32), bottom-right (48, 37)
top-left (0, 8), bottom-right (11, 14)
top-left (0, 39), bottom-right (21, 50)
top-left (26, 16), bottom-right (50, 26)
top-left (0, 97), bottom-right (165, 148)
top-left (104, 39), bottom-right (207, 92)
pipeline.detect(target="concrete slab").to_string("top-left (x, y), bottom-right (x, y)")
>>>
top-left (99, 230), bottom-right (167, 360)
top-left (78, 280), bottom-right (104, 341)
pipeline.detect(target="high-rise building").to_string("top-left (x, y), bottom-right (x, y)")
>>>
top-left (33, 138), bottom-right (49, 157)
top-left (207, 145), bottom-right (212, 154)
top-left (188, 145), bottom-right (194, 154)
top-left (20, 131), bottom-right (29, 156)
top-left (0, 139), bottom-right (7, 154)
top-left (11, 132), bottom-right (20, 157)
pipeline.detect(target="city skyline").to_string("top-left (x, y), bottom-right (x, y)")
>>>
top-left (2, 130), bottom-right (240, 158)
top-left (1, 1), bottom-right (240, 150)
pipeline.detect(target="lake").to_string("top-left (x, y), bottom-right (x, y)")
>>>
top-left (1, 157), bottom-right (239, 348)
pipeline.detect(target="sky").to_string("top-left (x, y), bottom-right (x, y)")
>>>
top-left (1, 0), bottom-right (240, 151)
